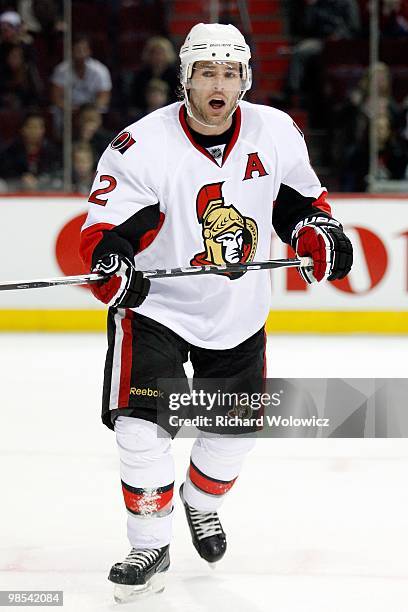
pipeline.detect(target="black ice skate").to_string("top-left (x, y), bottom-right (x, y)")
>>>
top-left (179, 484), bottom-right (227, 565)
top-left (108, 545), bottom-right (170, 603)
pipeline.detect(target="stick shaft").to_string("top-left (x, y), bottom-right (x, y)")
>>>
top-left (143, 257), bottom-right (311, 279)
top-left (0, 257), bottom-right (312, 291)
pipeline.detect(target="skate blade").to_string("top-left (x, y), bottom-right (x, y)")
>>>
top-left (113, 572), bottom-right (166, 603)
top-left (208, 562), bottom-right (217, 570)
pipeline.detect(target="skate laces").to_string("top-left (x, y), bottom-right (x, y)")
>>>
top-left (188, 506), bottom-right (224, 540)
top-left (124, 548), bottom-right (161, 569)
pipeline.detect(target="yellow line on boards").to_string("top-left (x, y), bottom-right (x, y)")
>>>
top-left (0, 310), bottom-right (107, 332)
top-left (0, 310), bottom-right (406, 333)
top-left (265, 311), bottom-right (408, 334)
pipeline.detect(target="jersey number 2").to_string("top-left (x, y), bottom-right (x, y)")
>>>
top-left (88, 174), bottom-right (117, 206)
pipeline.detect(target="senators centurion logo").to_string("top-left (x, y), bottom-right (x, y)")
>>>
top-left (190, 182), bottom-right (258, 279)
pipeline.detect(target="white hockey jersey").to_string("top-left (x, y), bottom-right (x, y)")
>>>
top-left (81, 101), bottom-right (328, 349)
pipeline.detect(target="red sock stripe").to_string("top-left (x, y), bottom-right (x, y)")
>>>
top-left (118, 310), bottom-right (134, 408)
top-left (189, 461), bottom-right (237, 496)
top-left (121, 481), bottom-right (174, 515)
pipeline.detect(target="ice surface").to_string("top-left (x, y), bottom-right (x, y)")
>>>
top-left (1, 333), bottom-right (408, 611)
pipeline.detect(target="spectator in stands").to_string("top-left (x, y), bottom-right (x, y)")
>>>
top-left (144, 78), bottom-right (170, 113)
top-left (72, 142), bottom-right (94, 195)
top-left (332, 62), bottom-right (401, 169)
top-left (341, 113), bottom-right (408, 190)
top-left (0, 42), bottom-right (43, 109)
top-left (74, 103), bottom-right (114, 160)
top-left (0, 10), bottom-right (28, 45)
top-left (0, 111), bottom-right (61, 191)
top-left (17, 0), bottom-right (65, 36)
top-left (51, 34), bottom-right (112, 114)
top-left (381, 0), bottom-right (408, 37)
top-left (130, 77), bottom-right (170, 121)
top-left (0, 10), bottom-right (34, 78)
top-left (284, 0), bottom-right (360, 122)
top-left (129, 36), bottom-right (178, 111)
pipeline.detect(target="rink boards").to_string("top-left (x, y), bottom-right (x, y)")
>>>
top-left (0, 194), bottom-right (407, 333)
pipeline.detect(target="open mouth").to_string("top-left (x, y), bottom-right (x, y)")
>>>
top-left (209, 98), bottom-right (226, 110)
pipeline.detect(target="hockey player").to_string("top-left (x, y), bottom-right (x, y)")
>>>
top-left (79, 23), bottom-right (353, 602)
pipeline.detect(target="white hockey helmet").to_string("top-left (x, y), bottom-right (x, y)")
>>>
top-left (179, 23), bottom-right (252, 123)
top-left (180, 23), bottom-right (252, 89)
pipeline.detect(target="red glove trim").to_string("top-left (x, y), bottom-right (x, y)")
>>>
top-left (91, 275), bottom-right (122, 304)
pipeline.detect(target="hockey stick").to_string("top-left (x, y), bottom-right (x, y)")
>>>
top-left (0, 257), bottom-right (313, 292)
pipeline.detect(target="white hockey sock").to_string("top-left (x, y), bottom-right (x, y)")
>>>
top-left (115, 416), bottom-right (174, 549)
top-left (183, 431), bottom-right (256, 512)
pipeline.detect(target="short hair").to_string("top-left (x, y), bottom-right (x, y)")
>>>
top-left (73, 33), bottom-right (91, 48)
top-left (146, 78), bottom-right (170, 94)
top-left (359, 61), bottom-right (392, 98)
top-left (142, 36), bottom-right (176, 65)
top-left (78, 103), bottom-right (100, 117)
top-left (21, 112), bottom-right (45, 127)
top-left (73, 142), bottom-right (94, 158)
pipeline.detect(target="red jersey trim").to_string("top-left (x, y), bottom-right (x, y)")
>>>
top-left (222, 106), bottom-right (241, 165)
top-left (79, 212), bottom-right (165, 272)
top-left (138, 212), bottom-right (165, 253)
top-left (313, 190), bottom-right (332, 215)
top-left (118, 309), bottom-right (134, 408)
top-left (79, 222), bottom-right (115, 270)
top-left (178, 104), bottom-right (241, 167)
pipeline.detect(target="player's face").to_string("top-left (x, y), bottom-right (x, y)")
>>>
top-left (188, 61), bottom-right (242, 128)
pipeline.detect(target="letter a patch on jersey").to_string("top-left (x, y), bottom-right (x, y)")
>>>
top-left (243, 152), bottom-right (269, 181)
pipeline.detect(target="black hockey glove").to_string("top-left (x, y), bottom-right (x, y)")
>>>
top-left (91, 254), bottom-right (150, 308)
top-left (291, 216), bottom-right (353, 283)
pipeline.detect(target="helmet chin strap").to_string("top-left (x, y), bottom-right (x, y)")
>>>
top-left (183, 85), bottom-right (243, 128)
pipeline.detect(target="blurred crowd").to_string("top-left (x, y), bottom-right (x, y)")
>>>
top-left (281, 0), bottom-right (408, 190)
top-left (0, 0), bottom-right (177, 193)
top-left (0, 0), bottom-right (407, 193)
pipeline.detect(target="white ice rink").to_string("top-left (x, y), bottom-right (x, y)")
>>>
top-left (1, 333), bottom-right (408, 611)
